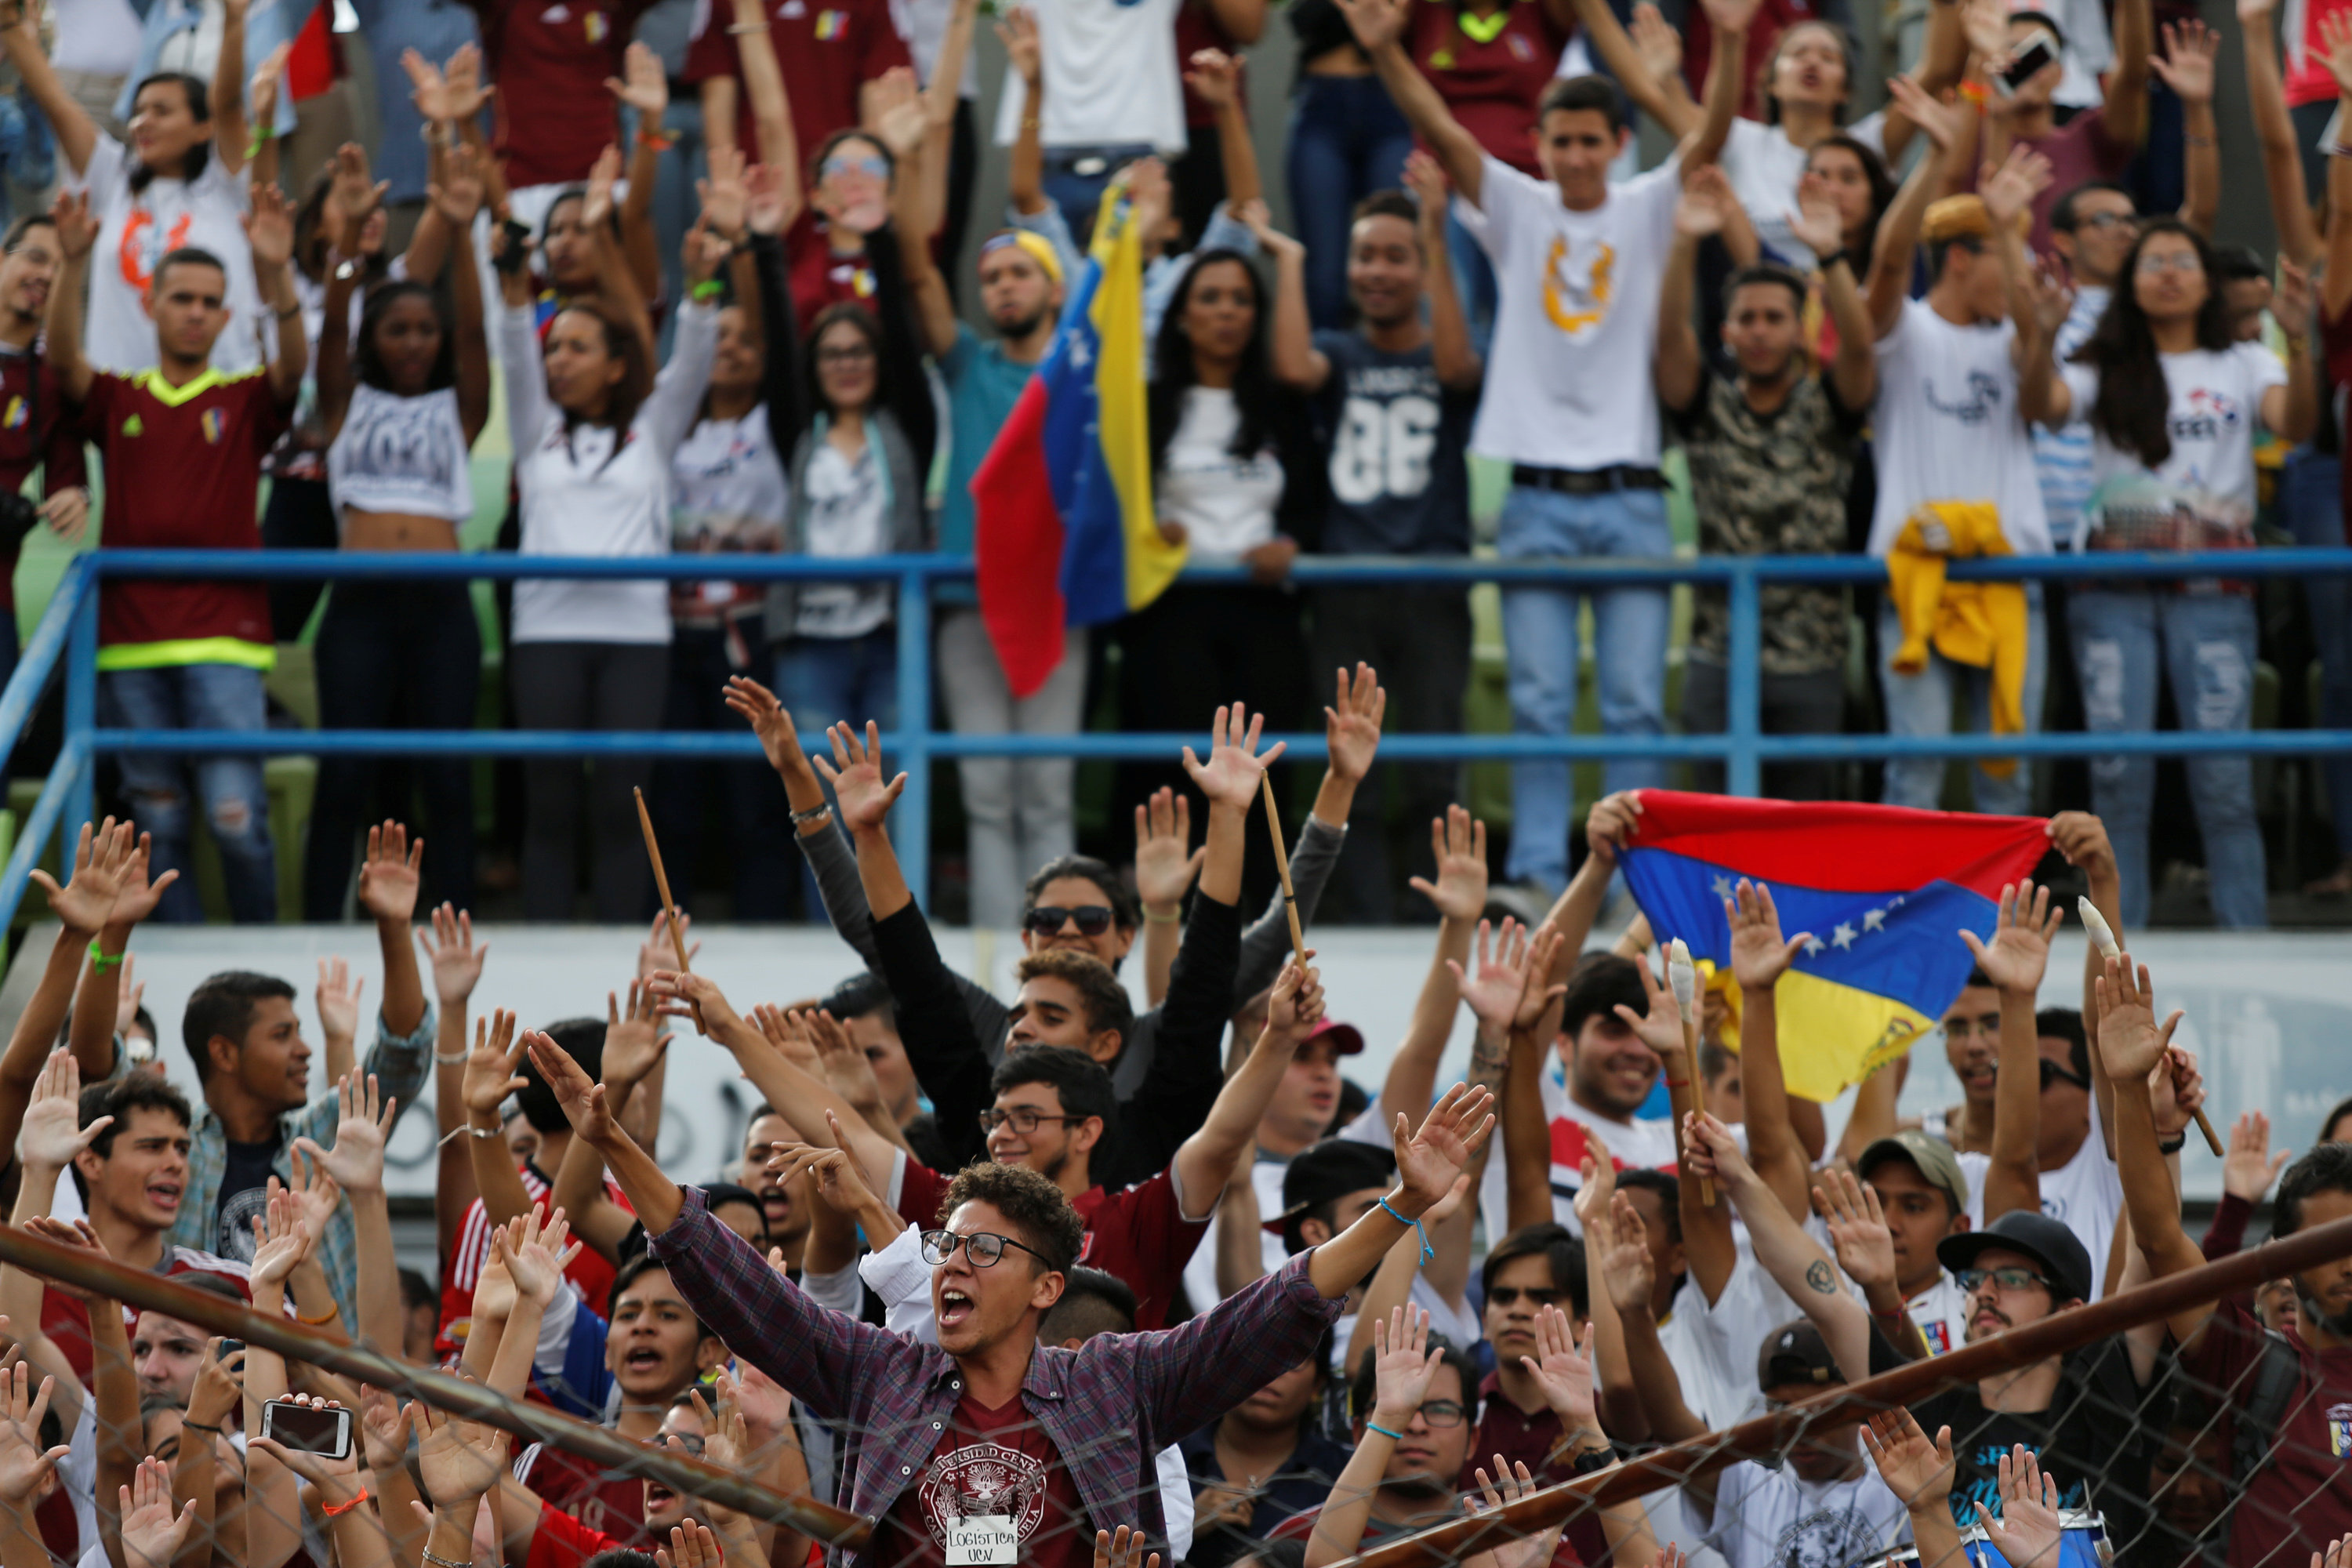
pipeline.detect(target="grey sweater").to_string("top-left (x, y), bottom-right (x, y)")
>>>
top-left (794, 815), bottom-right (1348, 1098)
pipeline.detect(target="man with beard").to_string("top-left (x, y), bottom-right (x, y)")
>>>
top-left (0, 212), bottom-right (90, 695)
top-left (1254, 158), bottom-right (1480, 921)
top-left (2103, 955), bottom-right (2352, 1568)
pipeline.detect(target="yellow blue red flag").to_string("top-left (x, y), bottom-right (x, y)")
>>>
top-left (971, 191), bottom-right (1183, 699)
top-left (1618, 791), bottom-right (2051, 1101)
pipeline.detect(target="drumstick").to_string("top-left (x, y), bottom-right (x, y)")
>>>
top-left (1258, 774), bottom-right (1310, 971)
top-left (1666, 939), bottom-right (1715, 1207)
top-left (633, 787), bottom-right (706, 1036)
top-left (2078, 897), bottom-right (2219, 1156)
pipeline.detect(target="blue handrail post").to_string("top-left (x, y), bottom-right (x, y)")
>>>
top-left (63, 567), bottom-right (97, 843)
top-left (1726, 561), bottom-right (1762, 797)
top-left (895, 562), bottom-right (934, 910)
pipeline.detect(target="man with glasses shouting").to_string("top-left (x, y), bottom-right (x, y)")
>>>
top-left (515, 1008), bottom-right (1497, 1568)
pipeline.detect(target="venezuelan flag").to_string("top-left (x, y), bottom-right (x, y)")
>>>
top-left (972, 192), bottom-right (1184, 699)
top-left (1617, 792), bottom-right (2052, 1102)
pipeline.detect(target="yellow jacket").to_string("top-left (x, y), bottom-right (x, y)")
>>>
top-left (1888, 502), bottom-right (2030, 778)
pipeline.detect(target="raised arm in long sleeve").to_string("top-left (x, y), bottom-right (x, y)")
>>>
top-left (796, 814), bottom-right (1013, 1046)
top-left (1101, 892), bottom-right (1243, 1190)
top-left (640, 299), bottom-right (721, 458)
top-left (871, 902), bottom-right (996, 1170)
top-left (1232, 815), bottom-right (1347, 1006)
top-left (750, 233), bottom-right (808, 454)
top-left (500, 304), bottom-right (552, 456)
top-left (862, 227), bottom-right (935, 476)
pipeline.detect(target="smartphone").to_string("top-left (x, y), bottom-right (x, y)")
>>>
top-left (493, 216), bottom-right (533, 274)
top-left (1997, 36), bottom-right (2056, 95)
top-left (260, 1399), bottom-right (354, 1462)
top-left (215, 1339), bottom-right (243, 1362)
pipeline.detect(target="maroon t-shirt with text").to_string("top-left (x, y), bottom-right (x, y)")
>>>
top-left (871, 1390), bottom-right (1087, 1568)
top-left (2176, 1297), bottom-right (2352, 1568)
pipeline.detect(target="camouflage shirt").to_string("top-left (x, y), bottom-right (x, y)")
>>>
top-left (1671, 364), bottom-right (1863, 674)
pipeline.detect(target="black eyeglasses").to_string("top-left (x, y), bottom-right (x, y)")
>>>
top-left (920, 1229), bottom-right (1051, 1269)
top-left (1408, 1400), bottom-right (1468, 1429)
top-left (978, 1106), bottom-right (1085, 1135)
top-left (1958, 1266), bottom-right (2057, 1296)
top-left (1024, 905), bottom-right (1116, 937)
top-left (2038, 1058), bottom-right (2089, 1091)
top-left (663, 1432), bottom-right (706, 1457)
top-left (1487, 1287), bottom-right (1566, 1308)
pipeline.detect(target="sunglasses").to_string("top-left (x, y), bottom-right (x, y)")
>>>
top-left (1486, 1287), bottom-right (1566, 1308)
top-left (920, 1229), bottom-right (1051, 1269)
top-left (2038, 1058), bottom-right (2089, 1091)
top-left (1024, 905), bottom-right (1116, 937)
top-left (821, 153), bottom-right (889, 183)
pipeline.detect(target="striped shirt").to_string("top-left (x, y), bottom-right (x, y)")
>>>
top-left (2032, 285), bottom-right (2111, 550)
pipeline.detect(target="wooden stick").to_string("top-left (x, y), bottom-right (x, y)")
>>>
top-left (1258, 772), bottom-right (1310, 969)
top-left (1674, 1011), bottom-right (1716, 1207)
top-left (633, 786), bottom-right (706, 1035)
top-left (2191, 1105), bottom-right (2225, 1157)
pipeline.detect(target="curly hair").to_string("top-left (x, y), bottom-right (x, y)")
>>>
top-left (1012, 949), bottom-right (1135, 1047)
top-left (938, 1160), bottom-right (1086, 1273)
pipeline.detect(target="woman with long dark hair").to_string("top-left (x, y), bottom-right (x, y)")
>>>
top-left (1118, 249), bottom-right (1314, 821)
top-left (501, 180), bottom-right (725, 921)
top-left (2058, 219), bottom-right (2317, 928)
top-left (305, 149), bottom-right (493, 918)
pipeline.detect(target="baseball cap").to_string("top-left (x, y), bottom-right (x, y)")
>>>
top-left (1302, 1020), bottom-right (1366, 1057)
top-left (1271, 1138), bottom-right (1396, 1241)
top-left (1857, 1131), bottom-right (1971, 1214)
top-left (1757, 1319), bottom-right (1843, 1391)
top-left (1937, 1209), bottom-right (2093, 1305)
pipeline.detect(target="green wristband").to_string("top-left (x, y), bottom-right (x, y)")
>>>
top-left (691, 278), bottom-right (725, 303)
top-left (87, 941), bottom-right (123, 972)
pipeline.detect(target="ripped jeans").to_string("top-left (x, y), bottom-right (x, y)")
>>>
top-left (100, 664), bottom-right (278, 923)
top-left (2068, 588), bottom-right (2266, 928)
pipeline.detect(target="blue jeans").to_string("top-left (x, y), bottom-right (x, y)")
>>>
top-left (775, 627), bottom-right (899, 914)
top-left (638, 98), bottom-right (708, 358)
top-left (1497, 483), bottom-right (1671, 889)
top-left (1284, 74), bottom-right (1414, 330)
top-left (1041, 144), bottom-right (1157, 248)
top-left (2070, 588), bottom-right (2267, 928)
top-left (2279, 446), bottom-right (2352, 851)
top-left (99, 664), bottom-right (276, 923)
top-left (1445, 209), bottom-right (1499, 363)
top-left (1876, 585), bottom-right (2047, 818)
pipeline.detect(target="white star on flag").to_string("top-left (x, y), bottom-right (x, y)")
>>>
top-left (1802, 936), bottom-right (1826, 956)
top-left (1862, 908), bottom-right (1886, 933)
top-left (1831, 923), bottom-right (1857, 949)
top-left (1711, 876), bottom-right (1733, 899)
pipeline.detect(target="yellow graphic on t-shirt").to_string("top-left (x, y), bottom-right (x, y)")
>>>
top-left (1542, 236), bottom-right (1614, 334)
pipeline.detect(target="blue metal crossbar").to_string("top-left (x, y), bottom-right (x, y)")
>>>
top-left (6, 546), bottom-right (2350, 924)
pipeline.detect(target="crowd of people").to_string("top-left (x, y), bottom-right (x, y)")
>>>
top-left (0, 0), bottom-right (2346, 929)
top-left (0, 722), bottom-right (2350, 1568)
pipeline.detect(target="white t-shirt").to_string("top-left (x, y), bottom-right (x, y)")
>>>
top-left (1904, 1269), bottom-right (1973, 1357)
top-left (1867, 298), bottom-right (2053, 557)
top-left (1719, 114), bottom-right (1885, 267)
top-left (1475, 1065), bottom-right (1682, 1241)
top-left (1955, 1095), bottom-right (2122, 1300)
top-left (1156, 387), bottom-right (1284, 558)
top-left (2060, 342), bottom-right (2287, 543)
top-left (69, 134), bottom-right (264, 376)
top-left (52, 0), bottom-right (143, 76)
top-left (989, 0), bottom-right (1184, 154)
top-left (1700, 1458), bottom-right (1912, 1568)
top-left (1468, 152), bottom-right (1682, 469)
top-left (796, 437), bottom-right (895, 639)
top-left (327, 383), bottom-right (475, 526)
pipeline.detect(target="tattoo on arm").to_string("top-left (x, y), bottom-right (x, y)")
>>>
top-left (1806, 1260), bottom-right (1836, 1294)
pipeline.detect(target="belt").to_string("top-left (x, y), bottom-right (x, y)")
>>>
top-left (1511, 463), bottom-right (1666, 495)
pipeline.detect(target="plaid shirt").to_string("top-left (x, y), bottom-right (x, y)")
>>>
top-left (168, 1005), bottom-right (436, 1321)
top-left (648, 1187), bottom-right (1343, 1566)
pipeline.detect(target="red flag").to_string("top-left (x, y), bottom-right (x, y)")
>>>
top-left (971, 377), bottom-right (1069, 699)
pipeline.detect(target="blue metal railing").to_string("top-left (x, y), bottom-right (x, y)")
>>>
top-left (7, 546), bottom-right (2352, 924)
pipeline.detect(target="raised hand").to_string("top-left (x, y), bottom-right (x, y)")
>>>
top-left (412, 1400), bottom-right (510, 1507)
top-left (1787, 176), bottom-right (1846, 260)
top-left (645, 971), bottom-right (749, 1044)
top-left (1813, 1168), bottom-right (1897, 1291)
top-left (0, 1361), bottom-right (67, 1504)
top-left (323, 141), bottom-right (387, 249)
top-left (494, 1205), bottom-right (583, 1310)
top-left (1726, 879), bottom-right (1811, 990)
top-left (1680, 1109), bottom-right (1754, 1191)
top-left (1611, 949), bottom-right (1686, 1065)
top-left (1092, 1526), bottom-right (1163, 1568)
top-left (17, 1049), bottom-right (105, 1173)
top-left (1367, 1305), bottom-right (1445, 1428)
top-left (49, 190), bottom-right (99, 262)
top-left (1630, 2), bottom-right (1683, 85)
top-left (245, 183), bottom-right (299, 271)
top-left (356, 1384), bottom-right (407, 1474)
top-left (31, 816), bottom-right (132, 933)
top-left (2094, 953), bottom-right (2182, 1084)
top-left (2222, 1112), bottom-right (2292, 1203)
top-left (357, 820), bottom-right (424, 926)
top-left (1403, 150), bottom-right (1450, 238)
top-left (1261, 954), bottom-right (1328, 1044)
top-left (813, 720), bottom-right (908, 832)
top-left (1860, 1410), bottom-right (1955, 1511)
top-left (1980, 144), bottom-right (2056, 228)
top-left (1330, 0), bottom-right (1409, 53)
top-left (1516, 1304), bottom-right (1597, 1424)
top-left (252, 1395), bottom-right (361, 1494)
top-left (2045, 811), bottom-right (2117, 891)
top-left (1134, 788), bottom-right (1203, 913)
top-left (1570, 1131), bottom-right (1617, 1230)
top-left (1182, 48), bottom-right (1242, 108)
top-left (604, 39), bottom-right (668, 116)
top-left (724, 677), bottom-right (816, 781)
top-left (1976, 1445), bottom-right (2064, 1568)
top-left (1597, 1189), bottom-right (1656, 1315)
top-left (1449, 918), bottom-right (1536, 1031)
top-left (1698, 0), bottom-right (1763, 35)
top-left (604, 981), bottom-right (672, 1091)
top-left (1959, 880), bottom-right (2062, 995)
top-left (522, 1029), bottom-right (616, 1145)
top-left (20, 1215), bottom-right (116, 1301)
top-left (463, 1010), bottom-right (528, 1121)
top-left (1325, 663), bottom-right (1387, 785)
top-left (2149, 1044), bottom-right (2207, 1141)
top-left (637, 909), bottom-right (701, 983)
top-left (2274, 257), bottom-right (2316, 338)
top-left (249, 1181), bottom-right (320, 1292)
top-left (745, 162), bottom-right (796, 236)
top-left (1676, 165), bottom-right (1733, 240)
top-left (249, 40), bottom-right (292, 133)
top-left (316, 957), bottom-right (363, 1053)
top-left (997, 5), bottom-right (1042, 85)
top-left (107, 833), bottom-right (179, 928)
top-left (767, 1111), bottom-right (887, 1219)
top-left (1182, 702), bottom-right (1287, 814)
top-left (659, 1520), bottom-right (727, 1568)
top-left (1409, 804), bottom-right (1489, 920)
top-left (185, 1340), bottom-right (245, 1432)
top-left (699, 143), bottom-right (750, 241)
top-left (2148, 18), bottom-right (2217, 103)
top-left (1584, 791), bottom-right (1643, 867)
top-left (1390, 1082), bottom-right (1496, 1213)
top-left (401, 47), bottom-right (455, 120)
top-left (583, 143), bottom-right (622, 232)
top-left (117, 1457), bottom-right (198, 1568)
top-left (1886, 73), bottom-right (1962, 152)
top-left (292, 1073), bottom-right (395, 1196)
top-left (431, 141), bottom-right (488, 227)
top-left (1464, 1457), bottom-right (1570, 1568)
top-left (441, 42), bottom-right (492, 120)
top-left (2024, 256), bottom-right (2076, 339)
top-left (417, 904), bottom-right (488, 1007)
